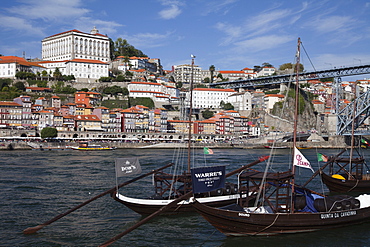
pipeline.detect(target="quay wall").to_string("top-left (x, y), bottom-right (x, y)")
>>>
top-left (0, 136), bottom-right (349, 150)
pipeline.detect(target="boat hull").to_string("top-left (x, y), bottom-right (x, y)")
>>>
top-left (113, 193), bottom-right (243, 215)
top-left (321, 172), bottom-right (370, 193)
top-left (193, 200), bottom-right (370, 236)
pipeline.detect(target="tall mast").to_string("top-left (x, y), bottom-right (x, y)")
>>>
top-left (187, 55), bottom-right (195, 172)
top-left (349, 82), bottom-right (357, 174)
top-left (293, 37), bottom-right (301, 152)
top-left (291, 38), bottom-right (301, 212)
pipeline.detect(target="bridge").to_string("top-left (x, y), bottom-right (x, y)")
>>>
top-left (210, 64), bottom-right (370, 135)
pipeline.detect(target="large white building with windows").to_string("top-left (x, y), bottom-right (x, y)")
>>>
top-left (39, 27), bottom-right (110, 82)
top-left (41, 27), bottom-right (110, 62)
top-left (191, 88), bottom-right (237, 109)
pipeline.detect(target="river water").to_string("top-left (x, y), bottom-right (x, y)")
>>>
top-left (1, 147), bottom-right (370, 246)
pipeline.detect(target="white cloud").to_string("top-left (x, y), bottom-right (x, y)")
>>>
top-left (75, 17), bottom-right (123, 36)
top-left (203, 0), bottom-right (238, 16)
top-left (0, 15), bottom-right (45, 36)
top-left (158, 0), bottom-right (184, 19)
top-left (124, 31), bottom-right (174, 49)
top-left (309, 15), bottom-right (357, 34)
top-left (234, 35), bottom-right (293, 53)
top-left (159, 5), bottom-right (182, 19)
top-left (5, 0), bottom-right (90, 21)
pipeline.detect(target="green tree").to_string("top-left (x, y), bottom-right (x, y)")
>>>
top-left (116, 75), bottom-right (125, 82)
top-left (14, 81), bottom-right (25, 91)
top-left (202, 109), bottom-right (214, 119)
top-left (41, 127), bottom-right (58, 139)
top-left (0, 78), bottom-right (11, 91)
top-left (103, 85), bottom-right (124, 96)
top-left (112, 38), bottom-right (147, 59)
top-left (209, 65), bottom-right (215, 83)
top-left (223, 102), bottom-right (234, 110)
top-left (279, 63), bottom-right (304, 72)
top-left (176, 81), bottom-right (183, 89)
top-left (53, 67), bottom-right (62, 80)
top-left (99, 77), bottom-right (112, 82)
top-left (37, 80), bottom-right (48, 87)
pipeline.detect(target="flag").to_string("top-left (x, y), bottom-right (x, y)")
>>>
top-left (191, 165), bottom-right (225, 193)
top-left (203, 147), bottom-right (214, 155)
top-left (317, 153), bottom-right (328, 162)
top-left (115, 158), bottom-right (141, 177)
top-left (294, 147), bottom-right (314, 172)
top-left (361, 139), bottom-right (369, 145)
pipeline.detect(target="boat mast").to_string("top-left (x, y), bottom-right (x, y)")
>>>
top-left (291, 38), bottom-right (301, 212)
top-left (292, 37), bottom-right (301, 171)
top-left (187, 55), bottom-right (195, 172)
top-left (349, 81), bottom-right (357, 175)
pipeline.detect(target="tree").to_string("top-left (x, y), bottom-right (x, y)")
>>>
top-left (103, 85), bottom-right (124, 96)
top-left (262, 62), bottom-right (273, 67)
top-left (279, 63), bottom-right (304, 72)
top-left (202, 109), bottom-right (214, 119)
top-left (99, 77), bottom-right (112, 82)
top-left (0, 78), bottom-right (11, 91)
top-left (112, 38), bottom-right (147, 59)
top-left (223, 102), bottom-right (234, 110)
top-left (176, 81), bottom-right (183, 89)
top-left (209, 65), bottom-right (215, 83)
top-left (14, 81), bottom-right (25, 91)
top-left (41, 127), bottom-right (58, 139)
top-left (53, 67), bottom-right (62, 80)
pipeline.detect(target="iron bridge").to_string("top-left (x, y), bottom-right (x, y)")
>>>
top-left (210, 64), bottom-right (370, 135)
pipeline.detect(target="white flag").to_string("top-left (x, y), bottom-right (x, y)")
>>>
top-left (293, 147), bottom-right (314, 172)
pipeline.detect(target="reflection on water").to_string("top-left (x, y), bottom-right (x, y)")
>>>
top-left (1, 148), bottom-right (369, 246)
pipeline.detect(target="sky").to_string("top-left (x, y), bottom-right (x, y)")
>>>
top-left (1, 0), bottom-right (370, 81)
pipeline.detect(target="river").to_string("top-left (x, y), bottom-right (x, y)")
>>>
top-left (1, 148), bottom-right (370, 246)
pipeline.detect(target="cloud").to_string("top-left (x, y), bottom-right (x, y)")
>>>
top-left (308, 15), bottom-right (358, 34)
top-left (203, 0), bottom-right (238, 16)
top-left (75, 17), bottom-right (123, 36)
top-left (0, 15), bottom-right (45, 36)
top-left (124, 31), bottom-right (175, 49)
top-left (158, 0), bottom-right (184, 19)
top-left (234, 35), bottom-right (294, 53)
top-left (5, 0), bottom-right (90, 21)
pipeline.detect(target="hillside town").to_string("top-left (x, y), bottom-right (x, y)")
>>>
top-left (0, 27), bottom-right (369, 143)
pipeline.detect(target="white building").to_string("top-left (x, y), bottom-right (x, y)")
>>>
top-left (228, 91), bottom-right (253, 111)
top-left (173, 64), bottom-right (202, 86)
top-left (37, 58), bottom-right (109, 83)
top-left (257, 66), bottom-right (276, 77)
top-left (128, 81), bottom-right (179, 104)
top-left (191, 88), bottom-right (237, 109)
top-left (264, 94), bottom-right (285, 113)
top-left (41, 27), bottom-right (110, 62)
top-left (0, 56), bottom-right (45, 79)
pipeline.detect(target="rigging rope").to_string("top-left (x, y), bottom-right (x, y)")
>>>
top-left (301, 41), bottom-right (316, 72)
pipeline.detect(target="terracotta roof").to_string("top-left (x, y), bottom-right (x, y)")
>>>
top-left (219, 70), bottom-right (245, 74)
top-left (75, 115), bottom-right (101, 121)
top-left (0, 101), bottom-right (22, 107)
top-left (265, 94), bottom-right (285, 98)
top-left (0, 56), bottom-right (45, 68)
top-left (130, 81), bottom-right (161, 86)
top-left (67, 59), bottom-right (107, 64)
top-left (193, 88), bottom-right (236, 92)
top-left (45, 29), bottom-right (108, 39)
top-left (130, 90), bottom-right (164, 94)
